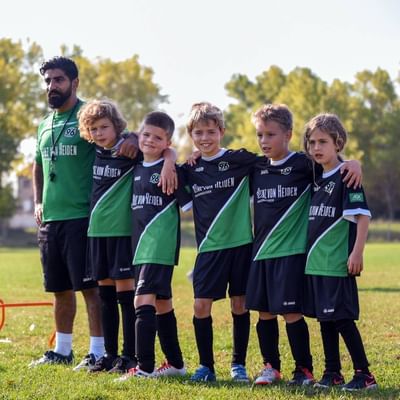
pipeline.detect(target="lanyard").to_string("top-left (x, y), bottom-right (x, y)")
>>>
top-left (49, 99), bottom-right (80, 181)
top-left (50, 99), bottom-right (80, 161)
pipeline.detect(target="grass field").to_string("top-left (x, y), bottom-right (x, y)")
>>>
top-left (0, 244), bottom-right (399, 399)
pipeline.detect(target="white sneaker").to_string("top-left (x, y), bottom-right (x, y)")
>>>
top-left (115, 367), bottom-right (156, 382)
top-left (155, 361), bottom-right (186, 377)
top-left (73, 353), bottom-right (96, 371)
top-left (255, 363), bottom-right (282, 385)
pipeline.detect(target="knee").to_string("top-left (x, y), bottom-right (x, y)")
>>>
top-left (193, 300), bottom-right (211, 318)
top-left (231, 296), bottom-right (246, 314)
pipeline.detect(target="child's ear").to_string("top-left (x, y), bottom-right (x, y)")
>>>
top-left (286, 130), bottom-right (292, 142)
top-left (220, 128), bottom-right (225, 137)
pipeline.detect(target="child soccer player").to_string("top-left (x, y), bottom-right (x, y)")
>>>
top-left (117, 111), bottom-right (191, 380)
top-left (246, 104), bottom-right (361, 386)
top-left (78, 99), bottom-right (138, 373)
top-left (181, 102), bottom-right (259, 383)
top-left (303, 113), bottom-right (377, 391)
top-left (79, 101), bottom-right (176, 374)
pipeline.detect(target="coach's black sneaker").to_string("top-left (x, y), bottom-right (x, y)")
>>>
top-left (314, 370), bottom-right (345, 388)
top-left (342, 370), bottom-right (378, 391)
top-left (89, 353), bottom-right (117, 373)
top-left (29, 350), bottom-right (74, 367)
top-left (288, 366), bottom-right (315, 386)
top-left (108, 355), bottom-right (137, 374)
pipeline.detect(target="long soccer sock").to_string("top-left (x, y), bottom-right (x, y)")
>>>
top-left (336, 319), bottom-right (370, 373)
top-left (135, 304), bottom-right (157, 373)
top-left (231, 311), bottom-right (250, 366)
top-left (157, 309), bottom-right (184, 369)
top-left (117, 290), bottom-right (136, 359)
top-left (54, 332), bottom-right (73, 356)
top-left (256, 318), bottom-right (281, 371)
top-left (98, 285), bottom-right (119, 357)
top-left (286, 317), bottom-right (313, 371)
top-left (193, 316), bottom-right (214, 372)
top-left (89, 336), bottom-right (105, 360)
top-left (319, 321), bottom-right (341, 372)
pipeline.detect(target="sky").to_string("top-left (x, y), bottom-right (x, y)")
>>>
top-left (2, 0), bottom-right (400, 154)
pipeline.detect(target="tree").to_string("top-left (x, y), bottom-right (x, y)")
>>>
top-left (0, 38), bottom-right (43, 228)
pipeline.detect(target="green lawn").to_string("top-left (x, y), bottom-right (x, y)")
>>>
top-left (0, 244), bottom-right (399, 399)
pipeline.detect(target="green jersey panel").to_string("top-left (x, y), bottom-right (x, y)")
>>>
top-left (254, 186), bottom-right (311, 260)
top-left (305, 218), bottom-right (349, 277)
top-left (133, 200), bottom-right (179, 265)
top-left (199, 177), bottom-right (253, 253)
top-left (88, 168), bottom-right (133, 237)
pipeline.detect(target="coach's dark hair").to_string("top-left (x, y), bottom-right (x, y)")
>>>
top-left (40, 56), bottom-right (79, 80)
top-left (141, 111), bottom-right (175, 139)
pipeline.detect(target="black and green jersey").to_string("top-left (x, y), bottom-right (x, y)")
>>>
top-left (131, 159), bottom-right (192, 266)
top-left (306, 163), bottom-right (371, 277)
top-left (180, 148), bottom-right (258, 253)
top-left (35, 101), bottom-right (95, 222)
top-left (88, 141), bottom-right (140, 237)
top-left (252, 152), bottom-right (317, 261)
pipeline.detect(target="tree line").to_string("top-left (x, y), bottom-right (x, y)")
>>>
top-left (0, 38), bottom-right (399, 221)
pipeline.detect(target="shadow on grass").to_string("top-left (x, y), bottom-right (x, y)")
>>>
top-left (359, 287), bottom-right (400, 293)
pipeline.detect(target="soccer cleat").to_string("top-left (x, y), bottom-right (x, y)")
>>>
top-left (342, 371), bottom-right (378, 391)
top-left (254, 363), bottom-right (282, 385)
top-left (288, 366), bottom-right (315, 386)
top-left (89, 354), bottom-right (117, 373)
top-left (314, 370), bottom-right (345, 388)
top-left (108, 355), bottom-right (137, 374)
top-left (155, 361), bottom-right (187, 377)
top-left (189, 365), bottom-right (216, 382)
top-left (115, 367), bottom-right (156, 382)
top-left (29, 350), bottom-right (74, 367)
top-left (230, 363), bottom-right (250, 383)
top-left (73, 353), bottom-right (96, 371)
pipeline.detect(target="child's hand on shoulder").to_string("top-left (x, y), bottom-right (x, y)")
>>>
top-left (186, 150), bottom-right (202, 166)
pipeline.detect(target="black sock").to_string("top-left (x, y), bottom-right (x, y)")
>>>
top-left (117, 290), bottom-right (136, 360)
top-left (135, 304), bottom-right (156, 373)
top-left (193, 316), bottom-right (214, 372)
top-left (256, 318), bottom-right (281, 371)
top-left (157, 310), bottom-right (184, 369)
top-left (335, 319), bottom-right (369, 373)
top-left (320, 321), bottom-right (341, 372)
top-left (286, 317), bottom-right (313, 371)
top-left (232, 311), bottom-right (250, 366)
top-left (99, 285), bottom-right (119, 357)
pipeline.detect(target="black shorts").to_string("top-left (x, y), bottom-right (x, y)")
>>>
top-left (37, 218), bottom-right (97, 292)
top-left (134, 264), bottom-right (174, 299)
top-left (303, 274), bottom-right (359, 321)
top-left (246, 254), bottom-right (306, 314)
top-left (87, 236), bottom-right (135, 281)
top-left (193, 244), bottom-right (252, 300)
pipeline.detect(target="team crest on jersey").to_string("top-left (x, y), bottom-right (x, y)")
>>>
top-left (349, 192), bottom-right (364, 203)
top-left (218, 161), bottom-right (229, 171)
top-left (280, 167), bottom-right (292, 175)
top-left (64, 127), bottom-right (77, 137)
top-left (324, 181), bottom-right (335, 195)
top-left (195, 167), bottom-right (204, 172)
top-left (149, 173), bottom-right (160, 184)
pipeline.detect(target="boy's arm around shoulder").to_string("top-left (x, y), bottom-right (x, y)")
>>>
top-left (341, 159), bottom-right (362, 189)
top-left (159, 147), bottom-right (178, 195)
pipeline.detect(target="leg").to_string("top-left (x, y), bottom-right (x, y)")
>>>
top-left (257, 311), bottom-right (281, 371)
top-left (81, 287), bottom-right (103, 337)
top-left (320, 320), bottom-right (341, 372)
top-left (192, 298), bottom-right (215, 373)
top-left (156, 299), bottom-right (184, 371)
top-left (230, 295), bottom-right (250, 366)
top-left (135, 294), bottom-right (157, 373)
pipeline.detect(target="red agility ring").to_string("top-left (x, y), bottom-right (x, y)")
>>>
top-left (0, 298), bottom-right (55, 346)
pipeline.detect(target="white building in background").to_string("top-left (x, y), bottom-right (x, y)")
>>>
top-left (9, 175), bottom-right (35, 229)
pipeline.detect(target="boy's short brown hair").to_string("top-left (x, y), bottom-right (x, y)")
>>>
top-left (186, 102), bottom-right (225, 134)
top-left (78, 99), bottom-right (127, 142)
top-left (303, 113), bottom-right (347, 155)
top-left (252, 104), bottom-right (293, 131)
top-left (140, 111), bottom-right (175, 139)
